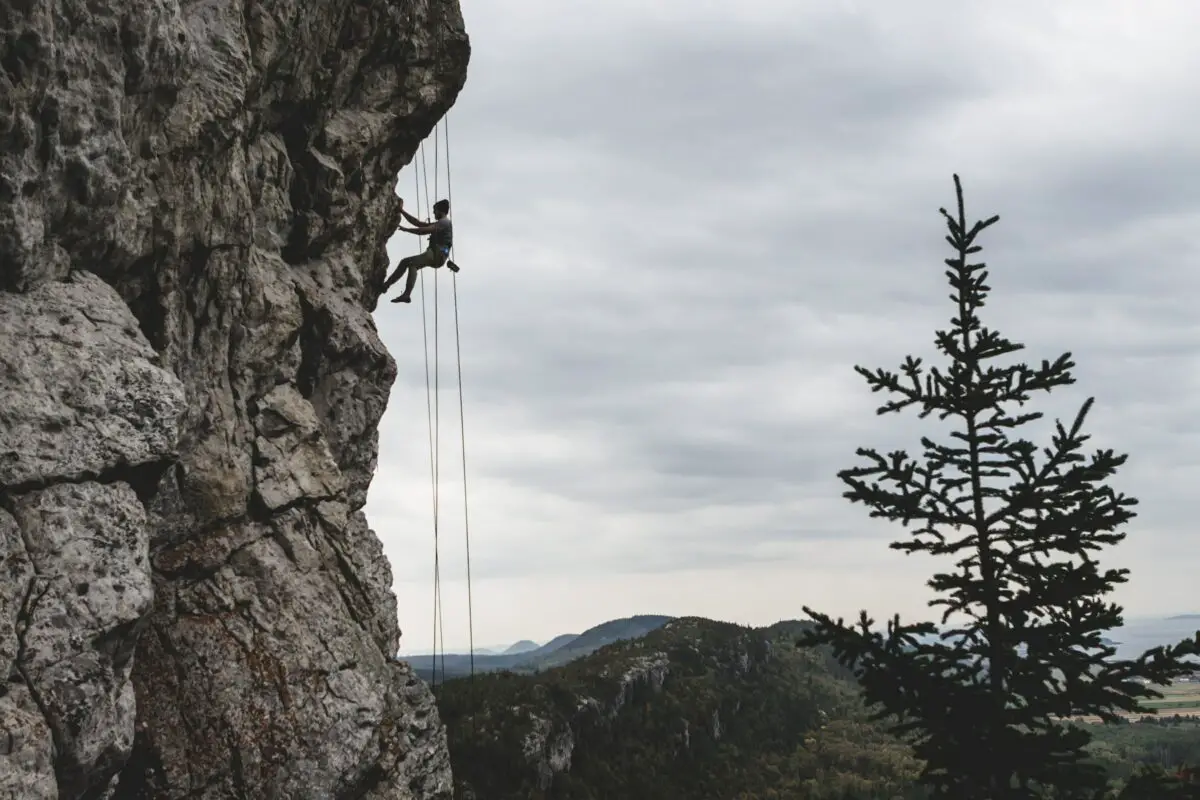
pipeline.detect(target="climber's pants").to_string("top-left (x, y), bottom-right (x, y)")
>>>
top-left (399, 247), bottom-right (448, 272)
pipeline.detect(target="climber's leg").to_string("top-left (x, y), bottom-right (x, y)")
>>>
top-left (383, 252), bottom-right (421, 292)
top-left (392, 262), bottom-right (423, 303)
top-left (391, 249), bottom-right (444, 303)
top-left (385, 249), bottom-right (444, 304)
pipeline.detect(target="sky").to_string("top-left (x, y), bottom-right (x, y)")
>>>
top-left (364, 0), bottom-right (1200, 655)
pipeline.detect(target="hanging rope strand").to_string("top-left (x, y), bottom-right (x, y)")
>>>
top-left (443, 112), bottom-right (476, 682)
top-left (431, 138), bottom-right (447, 689)
top-left (417, 141), bottom-right (445, 691)
top-left (417, 150), bottom-right (436, 683)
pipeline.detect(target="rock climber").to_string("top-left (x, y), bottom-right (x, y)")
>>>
top-left (382, 198), bottom-right (458, 304)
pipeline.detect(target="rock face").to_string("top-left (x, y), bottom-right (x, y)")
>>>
top-left (1, 273), bottom-right (185, 800)
top-left (0, 0), bottom-right (469, 796)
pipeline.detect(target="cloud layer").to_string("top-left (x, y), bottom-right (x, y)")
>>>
top-left (365, 0), bottom-right (1200, 651)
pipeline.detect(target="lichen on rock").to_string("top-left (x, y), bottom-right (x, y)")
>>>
top-left (0, 0), bottom-right (470, 795)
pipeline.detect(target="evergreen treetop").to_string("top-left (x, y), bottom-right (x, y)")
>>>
top-left (800, 174), bottom-right (1199, 799)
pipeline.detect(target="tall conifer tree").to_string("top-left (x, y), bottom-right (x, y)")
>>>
top-left (801, 175), bottom-right (1199, 799)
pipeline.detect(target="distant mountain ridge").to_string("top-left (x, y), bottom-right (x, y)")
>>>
top-left (405, 613), bottom-right (1200, 684)
top-left (403, 614), bottom-right (674, 682)
top-left (519, 614), bottom-right (674, 669)
top-left (537, 633), bottom-right (579, 653)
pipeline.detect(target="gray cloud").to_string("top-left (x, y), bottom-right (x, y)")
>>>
top-left (369, 0), bottom-right (1200, 649)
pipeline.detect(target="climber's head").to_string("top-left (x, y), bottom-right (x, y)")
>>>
top-left (433, 199), bottom-right (450, 218)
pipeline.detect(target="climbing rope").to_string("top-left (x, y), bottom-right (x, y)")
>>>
top-left (413, 105), bottom-right (474, 694)
top-left (444, 110), bottom-right (477, 687)
top-left (415, 145), bottom-right (446, 690)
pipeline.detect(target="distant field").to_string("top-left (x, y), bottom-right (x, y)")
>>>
top-left (1138, 683), bottom-right (1200, 712)
top-left (1067, 683), bottom-right (1200, 724)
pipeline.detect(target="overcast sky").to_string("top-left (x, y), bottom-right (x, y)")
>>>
top-left (365, 0), bottom-right (1200, 654)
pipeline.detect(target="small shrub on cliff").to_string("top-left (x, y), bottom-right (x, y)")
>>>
top-left (800, 175), bottom-right (1200, 799)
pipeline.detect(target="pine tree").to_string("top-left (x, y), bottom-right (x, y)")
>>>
top-left (800, 175), bottom-right (1199, 799)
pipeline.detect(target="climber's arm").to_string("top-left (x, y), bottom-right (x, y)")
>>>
top-left (398, 224), bottom-right (437, 235)
top-left (400, 208), bottom-right (427, 226)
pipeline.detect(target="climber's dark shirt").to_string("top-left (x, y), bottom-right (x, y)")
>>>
top-left (428, 218), bottom-right (452, 252)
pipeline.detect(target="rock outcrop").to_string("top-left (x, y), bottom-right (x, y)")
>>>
top-left (0, 0), bottom-right (469, 796)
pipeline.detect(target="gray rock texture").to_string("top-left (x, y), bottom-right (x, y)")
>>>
top-left (0, 0), bottom-right (469, 796)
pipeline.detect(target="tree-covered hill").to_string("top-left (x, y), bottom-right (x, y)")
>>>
top-left (435, 617), bottom-right (928, 799)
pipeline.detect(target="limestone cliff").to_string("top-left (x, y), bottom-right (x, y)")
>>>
top-left (0, 0), bottom-right (469, 797)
